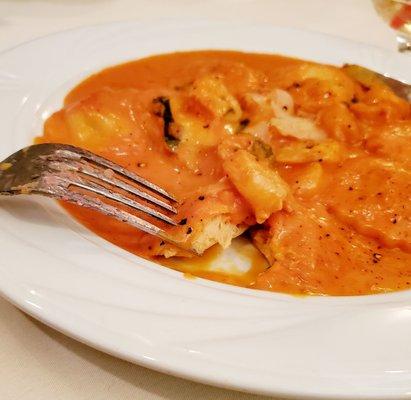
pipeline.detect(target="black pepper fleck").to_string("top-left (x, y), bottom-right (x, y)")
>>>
top-left (178, 218), bottom-right (187, 225)
top-left (240, 118), bottom-right (250, 127)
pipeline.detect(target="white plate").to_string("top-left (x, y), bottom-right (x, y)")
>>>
top-left (0, 20), bottom-right (411, 400)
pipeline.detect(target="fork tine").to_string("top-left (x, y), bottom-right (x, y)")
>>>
top-left (47, 159), bottom-right (177, 213)
top-left (75, 161), bottom-right (177, 214)
top-left (42, 181), bottom-right (194, 253)
top-left (48, 186), bottom-right (180, 243)
top-left (54, 145), bottom-right (177, 202)
top-left (69, 179), bottom-right (177, 226)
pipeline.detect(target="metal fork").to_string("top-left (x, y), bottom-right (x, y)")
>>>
top-left (0, 143), bottom-right (182, 246)
top-left (373, 70), bottom-right (411, 102)
top-left (344, 64), bottom-right (411, 102)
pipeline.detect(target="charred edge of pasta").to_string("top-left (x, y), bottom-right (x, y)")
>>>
top-left (251, 139), bottom-right (274, 160)
top-left (153, 96), bottom-right (180, 148)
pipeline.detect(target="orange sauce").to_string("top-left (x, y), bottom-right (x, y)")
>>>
top-left (65, 51), bottom-right (301, 105)
top-left (37, 51), bottom-right (411, 296)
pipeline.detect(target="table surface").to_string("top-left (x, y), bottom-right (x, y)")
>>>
top-left (0, 1), bottom-right (401, 399)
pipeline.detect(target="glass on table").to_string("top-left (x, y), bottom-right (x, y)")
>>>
top-left (373, 0), bottom-right (411, 52)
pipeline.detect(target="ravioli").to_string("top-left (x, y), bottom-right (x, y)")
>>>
top-left (37, 50), bottom-right (411, 296)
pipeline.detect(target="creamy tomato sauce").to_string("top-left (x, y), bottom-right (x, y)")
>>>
top-left (37, 51), bottom-right (411, 296)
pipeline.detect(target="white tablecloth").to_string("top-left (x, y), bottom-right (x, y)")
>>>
top-left (0, 1), bottom-right (399, 399)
